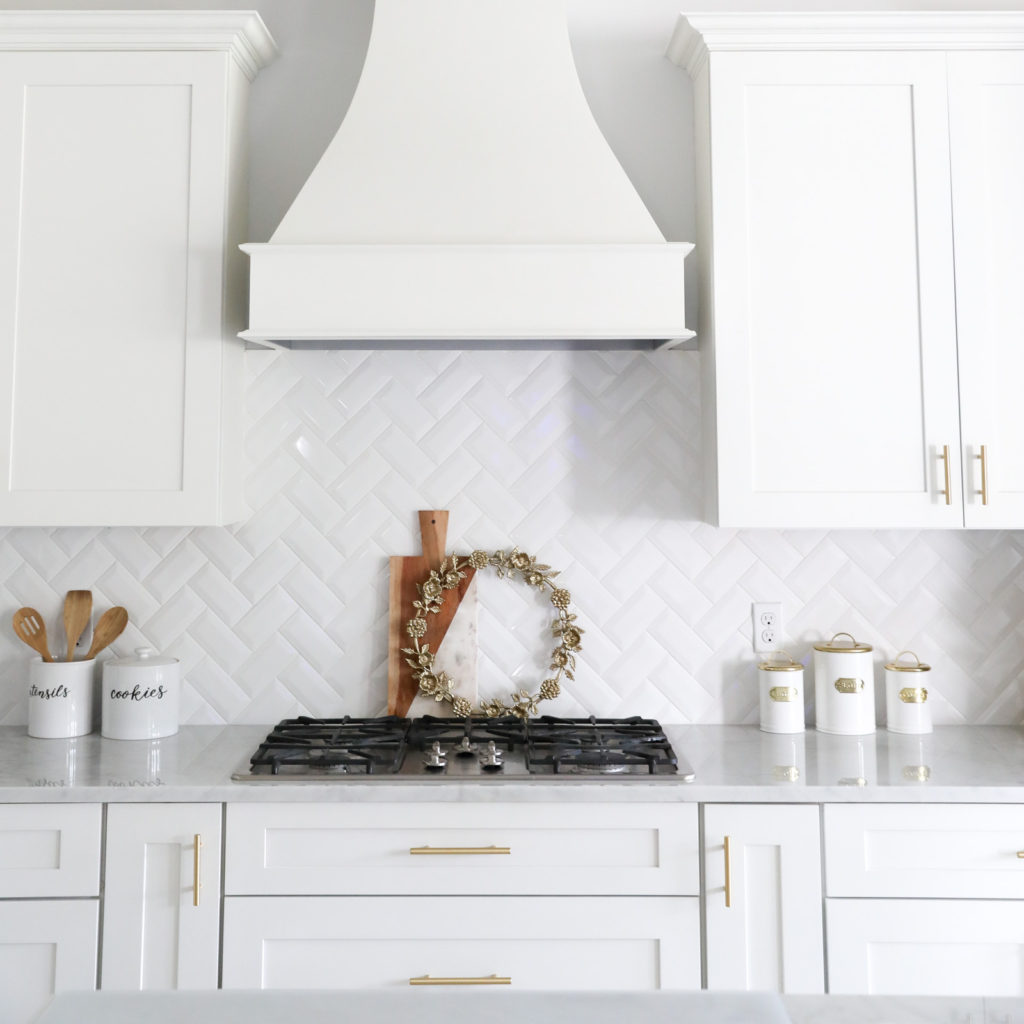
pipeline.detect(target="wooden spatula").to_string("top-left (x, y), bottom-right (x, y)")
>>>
top-left (63, 590), bottom-right (92, 662)
top-left (83, 606), bottom-right (128, 661)
top-left (12, 607), bottom-right (54, 662)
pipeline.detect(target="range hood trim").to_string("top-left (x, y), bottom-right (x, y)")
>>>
top-left (240, 242), bottom-right (695, 348)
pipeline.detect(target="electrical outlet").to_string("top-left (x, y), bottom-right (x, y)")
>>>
top-left (752, 602), bottom-right (783, 654)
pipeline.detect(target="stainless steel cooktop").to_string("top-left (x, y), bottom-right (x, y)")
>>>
top-left (232, 714), bottom-right (695, 782)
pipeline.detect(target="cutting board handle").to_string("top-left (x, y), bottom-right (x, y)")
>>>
top-left (418, 510), bottom-right (449, 569)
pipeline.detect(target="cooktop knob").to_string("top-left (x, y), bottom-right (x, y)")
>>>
top-left (479, 740), bottom-right (504, 772)
top-left (423, 741), bottom-right (447, 770)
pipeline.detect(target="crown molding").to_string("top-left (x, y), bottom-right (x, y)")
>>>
top-left (0, 11), bottom-right (278, 79)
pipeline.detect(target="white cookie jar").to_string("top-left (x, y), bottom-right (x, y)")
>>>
top-left (102, 647), bottom-right (180, 740)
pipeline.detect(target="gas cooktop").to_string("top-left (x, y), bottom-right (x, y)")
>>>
top-left (232, 714), bottom-right (694, 782)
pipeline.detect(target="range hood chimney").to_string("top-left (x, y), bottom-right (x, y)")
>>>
top-left (241, 0), bottom-right (693, 349)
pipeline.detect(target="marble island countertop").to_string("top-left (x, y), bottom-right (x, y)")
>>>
top-left (0, 724), bottom-right (1022, 802)
top-left (30, 989), bottom-right (1024, 1024)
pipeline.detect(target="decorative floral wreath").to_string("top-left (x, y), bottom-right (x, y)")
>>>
top-left (402, 548), bottom-right (583, 719)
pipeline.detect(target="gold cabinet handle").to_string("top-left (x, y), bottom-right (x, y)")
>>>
top-left (409, 975), bottom-right (511, 986)
top-left (1017, 850), bottom-right (1024, 859)
top-left (977, 445), bottom-right (989, 506)
top-left (193, 834), bottom-right (202, 907)
top-left (724, 835), bottom-right (732, 908)
top-left (409, 846), bottom-right (510, 855)
top-left (939, 444), bottom-right (952, 505)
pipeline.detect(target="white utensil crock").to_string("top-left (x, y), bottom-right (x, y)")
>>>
top-left (28, 657), bottom-right (96, 738)
top-left (884, 650), bottom-right (932, 734)
top-left (813, 632), bottom-right (876, 735)
top-left (757, 651), bottom-right (805, 734)
top-left (102, 647), bottom-right (180, 740)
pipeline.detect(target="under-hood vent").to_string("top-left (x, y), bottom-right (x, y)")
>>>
top-left (241, 0), bottom-right (693, 349)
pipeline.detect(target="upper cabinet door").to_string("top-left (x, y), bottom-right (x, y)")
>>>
top-left (0, 15), bottom-right (275, 526)
top-left (948, 52), bottom-right (1024, 528)
top-left (701, 51), bottom-right (963, 528)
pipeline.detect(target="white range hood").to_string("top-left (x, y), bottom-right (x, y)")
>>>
top-left (240, 0), bottom-right (693, 349)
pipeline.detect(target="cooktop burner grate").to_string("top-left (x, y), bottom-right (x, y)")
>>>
top-left (249, 715), bottom-right (410, 775)
top-left (524, 715), bottom-right (678, 775)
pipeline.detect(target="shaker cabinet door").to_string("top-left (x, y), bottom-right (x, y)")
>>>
top-left (697, 49), bottom-right (963, 528)
top-left (0, 15), bottom-right (275, 526)
top-left (101, 804), bottom-right (221, 991)
top-left (0, 899), bottom-right (97, 1024)
top-left (704, 804), bottom-right (824, 994)
top-left (948, 51), bottom-right (1024, 528)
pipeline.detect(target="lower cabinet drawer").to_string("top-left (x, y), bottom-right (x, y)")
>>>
top-left (826, 898), bottom-right (1024, 996)
top-left (824, 804), bottom-right (1024, 898)
top-left (222, 896), bottom-right (699, 991)
top-left (225, 803), bottom-right (697, 896)
top-left (0, 804), bottom-right (102, 897)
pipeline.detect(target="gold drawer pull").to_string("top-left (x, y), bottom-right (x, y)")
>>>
top-left (193, 834), bottom-right (202, 908)
top-left (977, 444), bottom-right (989, 506)
top-left (939, 444), bottom-right (952, 505)
top-left (724, 835), bottom-right (732, 908)
top-left (1017, 851), bottom-right (1024, 859)
top-left (409, 845), bottom-right (510, 856)
top-left (410, 974), bottom-right (511, 986)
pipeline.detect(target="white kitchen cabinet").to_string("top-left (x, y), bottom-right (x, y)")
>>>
top-left (827, 900), bottom-right (1024, 997)
top-left (223, 802), bottom-right (700, 992)
top-left (225, 802), bottom-right (698, 896)
top-left (824, 804), bottom-right (1024, 900)
top-left (0, 900), bottom-right (98, 1024)
top-left (669, 14), bottom-right (1024, 529)
top-left (824, 804), bottom-right (1024, 996)
top-left (948, 52), bottom-right (1024, 527)
top-left (101, 804), bottom-right (221, 991)
top-left (0, 13), bottom-right (275, 526)
top-left (222, 895), bottom-right (698, 991)
top-left (0, 804), bottom-right (102, 1024)
top-left (703, 804), bottom-right (824, 994)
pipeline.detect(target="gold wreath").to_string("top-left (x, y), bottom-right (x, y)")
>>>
top-left (401, 548), bottom-right (583, 719)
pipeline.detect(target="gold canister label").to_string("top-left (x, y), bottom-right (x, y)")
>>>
top-left (834, 677), bottom-right (864, 693)
top-left (769, 686), bottom-right (798, 702)
top-left (773, 765), bottom-right (800, 782)
top-left (898, 687), bottom-right (928, 704)
top-left (903, 765), bottom-right (931, 782)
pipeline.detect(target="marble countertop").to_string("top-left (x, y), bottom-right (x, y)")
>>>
top-left (1, 723), bottom-right (1022, 802)
top-left (30, 990), bottom-right (1024, 1024)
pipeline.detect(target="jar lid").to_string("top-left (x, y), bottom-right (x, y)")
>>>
top-left (758, 651), bottom-right (803, 672)
top-left (884, 650), bottom-right (931, 672)
top-left (106, 646), bottom-right (179, 668)
top-left (813, 631), bottom-right (873, 653)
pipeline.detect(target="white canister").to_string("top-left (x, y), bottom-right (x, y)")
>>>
top-left (813, 632), bottom-right (875, 735)
top-left (28, 658), bottom-right (96, 738)
top-left (102, 647), bottom-right (180, 740)
top-left (757, 652), bottom-right (805, 734)
top-left (884, 651), bottom-right (932, 734)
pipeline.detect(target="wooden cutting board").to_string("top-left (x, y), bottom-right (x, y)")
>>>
top-left (387, 510), bottom-right (476, 716)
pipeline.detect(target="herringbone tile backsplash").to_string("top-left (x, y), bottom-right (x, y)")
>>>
top-left (2, 349), bottom-right (1022, 725)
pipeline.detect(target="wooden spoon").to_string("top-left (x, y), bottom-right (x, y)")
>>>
top-left (83, 606), bottom-right (128, 661)
top-left (12, 607), bottom-right (54, 662)
top-left (63, 590), bottom-right (92, 662)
